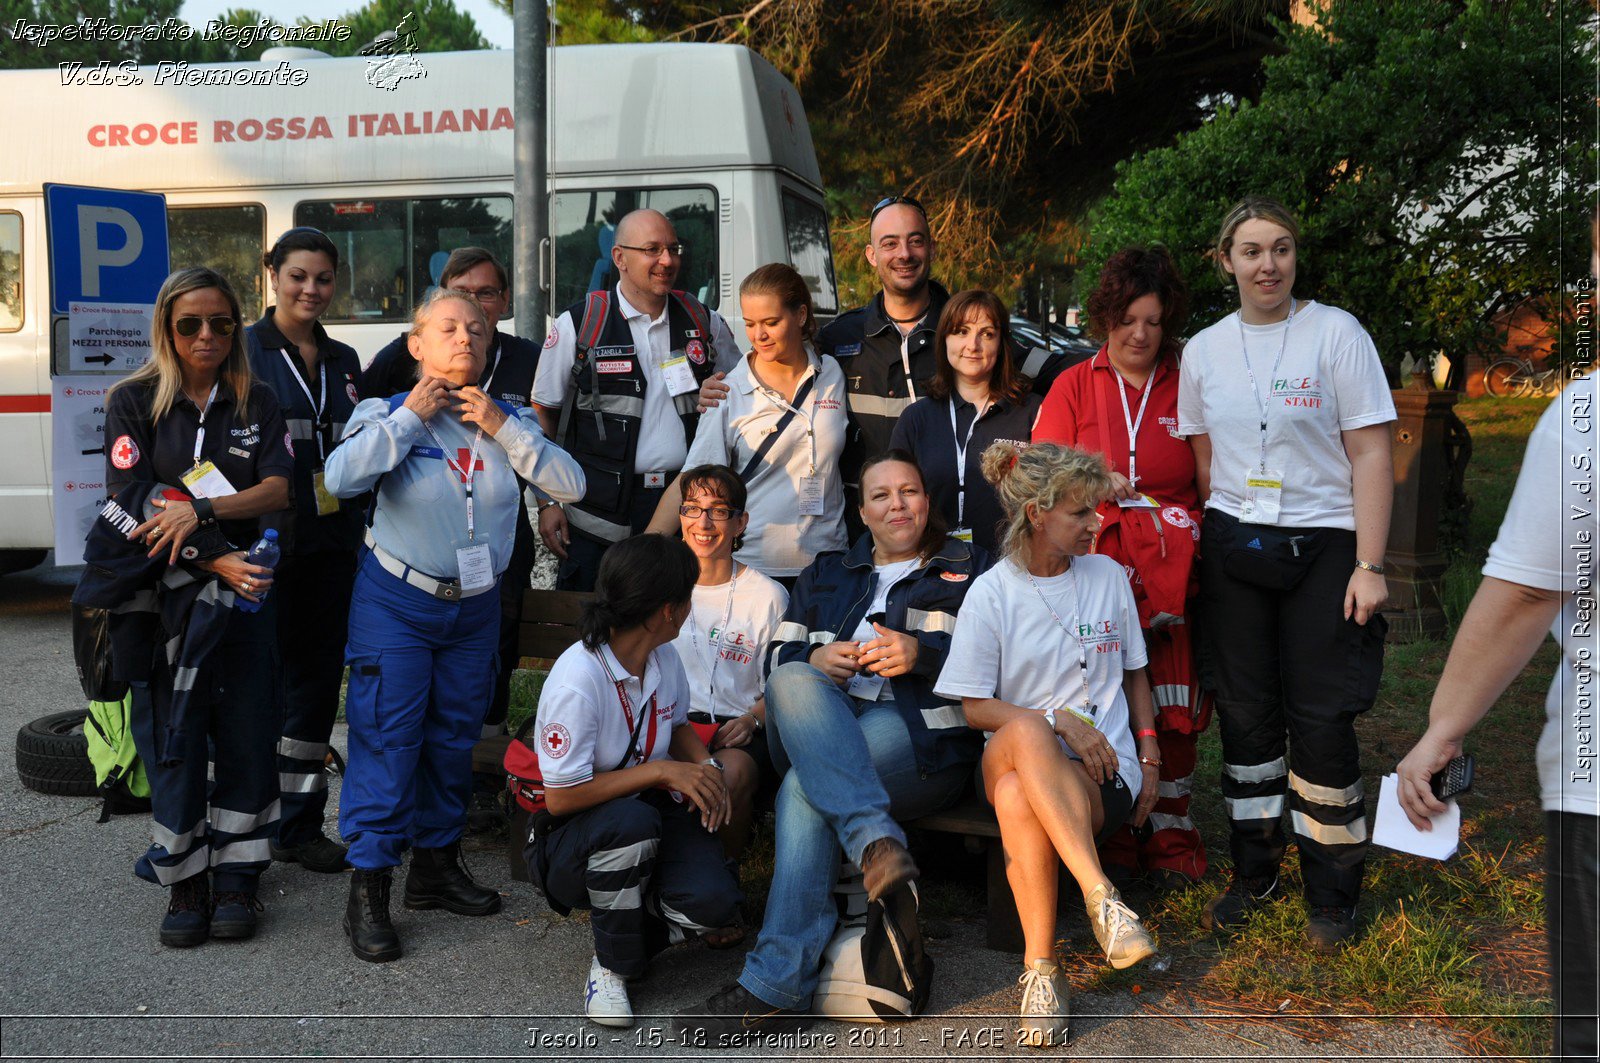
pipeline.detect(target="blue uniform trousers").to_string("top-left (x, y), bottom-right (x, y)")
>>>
top-left (340, 552), bottom-right (500, 869)
top-left (527, 791), bottom-right (742, 979)
top-left (130, 601), bottom-right (282, 893)
top-left (273, 549), bottom-right (356, 846)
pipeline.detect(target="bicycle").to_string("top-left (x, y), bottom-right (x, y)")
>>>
top-left (1482, 356), bottom-right (1561, 398)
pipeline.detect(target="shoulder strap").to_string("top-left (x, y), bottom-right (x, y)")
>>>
top-left (576, 290), bottom-right (611, 354)
top-left (558, 291), bottom-right (613, 446)
top-left (669, 289), bottom-right (710, 341)
top-left (738, 376), bottom-right (815, 483)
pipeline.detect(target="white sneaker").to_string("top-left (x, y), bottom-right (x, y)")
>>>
top-left (1086, 883), bottom-right (1156, 969)
top-left (1017, 959), bottom-right (1070, 1048)
top-left (584, 955), bottom-right (633, 1027)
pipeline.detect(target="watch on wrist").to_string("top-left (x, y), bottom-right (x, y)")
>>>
top-left (1041, 707), bottom-right (1058, 733)
top-left (703, 757), bottom-right (725, 772)
top-left (1354, 559), bottom-right (1385, 575)
top-left (537, 497), bottom-right (560, 512)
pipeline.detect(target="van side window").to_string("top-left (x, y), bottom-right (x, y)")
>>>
top-left (167, 205), bottom-right (266, 322)
top-left (0, 212), bottom-right (22, 333)
top-left (781, 192), bottom-right (837, 316)
top-left (550, 187), bottom-right (718, 314)
top-left (296, 195), bottom-right (512, 324)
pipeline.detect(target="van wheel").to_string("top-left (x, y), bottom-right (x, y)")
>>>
top-left (16, 711), bottom-right (99, 797)
top-left (0, 549), bottom-right (47, 576)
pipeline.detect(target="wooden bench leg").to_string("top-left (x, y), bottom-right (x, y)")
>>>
top-left (984, 836), bottom-right (1024, 953)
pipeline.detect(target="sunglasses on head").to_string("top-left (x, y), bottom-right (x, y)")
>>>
top-left (870, 194), bottom-right (927, 223)
top-left (173, 315), bottom-right (238, 338)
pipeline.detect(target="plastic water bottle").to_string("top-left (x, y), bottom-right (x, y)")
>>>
top-left (235, 528), bottom-right (280, 614)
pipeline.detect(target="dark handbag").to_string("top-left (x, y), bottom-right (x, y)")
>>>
top-left (1217, 514), bottom-right (1326, 591)
top-left (71, 604), bottom-right (127, 703)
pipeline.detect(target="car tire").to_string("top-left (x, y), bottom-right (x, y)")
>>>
top-left (16, 710), bottom-right (99, 797)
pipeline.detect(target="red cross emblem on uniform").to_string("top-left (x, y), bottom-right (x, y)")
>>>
top-left (453, 448), bottom-right (485, 483)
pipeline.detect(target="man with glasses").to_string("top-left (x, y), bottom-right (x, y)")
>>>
top-left (532, 209), bottom-right (741, 591)
top-left (360, 247), bottom-right (544, 816)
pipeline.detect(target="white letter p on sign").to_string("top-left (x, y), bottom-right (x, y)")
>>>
top-left (77, 205), bottom-right (144, 298)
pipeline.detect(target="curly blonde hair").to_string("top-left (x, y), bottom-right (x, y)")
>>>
top-left (980, 441), bottom-right (1115, 569)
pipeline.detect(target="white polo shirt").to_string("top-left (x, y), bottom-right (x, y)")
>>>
top-left (671, 564), bottom-right (789, 720)
top-left (532, 286), bottom-right (742, 475)
top-left (1176, 301), bottom-right (1396, 530)
top-left (535, 641), bottom-right (690, 788)
top-left (683, 349), bottom-right (850, 577)
top-left (1481, 376), bottom-right (1599, 816)
top-left (936, 554), bottom-right (1149, 798)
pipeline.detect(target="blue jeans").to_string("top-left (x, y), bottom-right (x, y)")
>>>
top-left (738, 662), bottom-right (969, 1010)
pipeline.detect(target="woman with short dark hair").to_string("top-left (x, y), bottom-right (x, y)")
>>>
top-left (527, 533), bottom-right (741, 1028)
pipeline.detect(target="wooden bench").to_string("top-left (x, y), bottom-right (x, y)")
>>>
top-left (906, 798), bottom-right (1024, 953)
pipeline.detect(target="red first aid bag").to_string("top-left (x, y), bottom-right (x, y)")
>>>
top-left (504, 716), bottom-right (547, 816)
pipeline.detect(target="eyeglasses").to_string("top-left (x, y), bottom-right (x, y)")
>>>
top-left (462, 287), bottom-right (504, 302)
top-left (173, 315), bottom-right (237, 337)
top-left (679, 504), bottom-right (741, 521)
top-left (870, 194), bottom-right (927, 223)
top-left (616, 242), bottom-right (685, 258)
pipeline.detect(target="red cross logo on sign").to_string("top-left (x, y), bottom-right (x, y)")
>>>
top-left (453, 448), bottom-right (485, 483)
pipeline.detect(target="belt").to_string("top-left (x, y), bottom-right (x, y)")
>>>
top-left (363, 530), bottom-right (496, 601)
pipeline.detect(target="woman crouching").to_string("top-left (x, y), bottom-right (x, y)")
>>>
top-left (935, 442), bottom-right (1162, 1047)
top-left (528, 534), bottom-right (742, 1028)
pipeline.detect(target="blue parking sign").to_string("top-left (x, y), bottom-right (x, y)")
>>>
top-left (45, 184), bottom-right (169, 314)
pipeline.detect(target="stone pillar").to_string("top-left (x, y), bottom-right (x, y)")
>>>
top-left (1385, 374), bottom-right (1461, 641)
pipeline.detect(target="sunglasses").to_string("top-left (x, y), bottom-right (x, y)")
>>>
top-left (173, 315), bottom-right (238, 338)
top-left (870, 194), bottom-right (927, 223)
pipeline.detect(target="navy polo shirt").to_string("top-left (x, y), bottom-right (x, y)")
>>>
top-left (104, 378), bottom-right (294, 548)
top-left (889, 391), bottom-right (1042, 556)
top-left (247, 312), bottom-right (365, 555)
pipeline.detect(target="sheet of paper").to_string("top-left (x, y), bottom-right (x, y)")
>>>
top-left (1372, 772), bottom-right (1460, 860)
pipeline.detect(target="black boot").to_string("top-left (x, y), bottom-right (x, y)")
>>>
top-left (403, 841), bottom-right (502, 916)
top-left (344, 869), bottom-right (402, 963)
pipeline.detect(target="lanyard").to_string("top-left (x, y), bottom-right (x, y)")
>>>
top-left (423, 423), bottom-right (485, 541)
top-left (598, 648), bottom-right (659, 766)
top-left (755, 365), bottom-right (819, 475)
top-left (480, 335), bottom-right (500, 394)
top-left (1237, 302), bottom-right (1298, 473)
top-left (191, 383), bottom-right (220, 467)
top-left (899, 332), bottom-right (918, 402)
top-left (1107, 353), bottom-right (1154, 487)
top-left (687, 564), bottom-right (742, 714)
top-left (1022, 563), bottom-right (1097, 722)
top-left (947, 397), bottom-right (990, 527)
top-left (279, 349), bottom-right (328, 463)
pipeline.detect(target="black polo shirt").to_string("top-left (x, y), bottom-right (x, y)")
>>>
top-left (358, 328), bottom-right (541, 407)
top-left (889, 392), bottom-right (1042, 556)
top-left (105, 378), bottom-right (294, 548)
top-left (246, 311), bottom-right (365, 555)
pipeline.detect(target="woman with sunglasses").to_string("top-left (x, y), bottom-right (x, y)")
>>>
top-left (648, 263), bottom-right (847, 587)
top-left (243, 227), bottom-right (364, 875)
top-left (103, 267), bottom-right (293, 946)
top-left (324, 287), bottom-right (584, 963)
top-left (667, 463), bottom-right (789, 861)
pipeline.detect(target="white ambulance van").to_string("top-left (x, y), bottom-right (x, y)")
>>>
top-left (0, 43), bottom-right (837, 570)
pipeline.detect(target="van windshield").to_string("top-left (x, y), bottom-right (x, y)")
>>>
top-left (550, 187), bottom-right (719, 313)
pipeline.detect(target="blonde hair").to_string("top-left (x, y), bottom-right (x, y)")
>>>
top-left (1214, 195), bottom-right (1302, 280)
top-left (111, 267), bottom-right (252, 424)
top-left (980, 441), bottom-right (1115, 569)
top-left (409, 287), bottom-right (489, 338)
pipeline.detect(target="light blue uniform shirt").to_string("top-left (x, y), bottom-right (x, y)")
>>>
top-left (326, 398), bottom-right (585, 580)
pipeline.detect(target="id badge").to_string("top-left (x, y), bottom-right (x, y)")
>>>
top-left (180, 460), bottom-right (237, 499)
top-left (797, 475), bottom-right (826, 516)
top-left (1239, 469), bottom-right (1285, 524)
top-left (847, 671), bottom-right (886, 700)
top-left (456, 543), bottom-right (494, 592)
top-left (1116, 493), bottom-right (1162, 510)
top-left (312, 469), bottom-right (341, 516)
top-left (661, 355), bottom-right (698, 396)
top-left (952, 527), bottom-right (973, 543)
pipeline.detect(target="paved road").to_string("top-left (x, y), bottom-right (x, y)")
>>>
top-left (0, 559), bottom-right (1469, 1061)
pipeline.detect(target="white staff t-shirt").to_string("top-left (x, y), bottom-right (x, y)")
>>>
top-left (671, 564), bottom-right (789, 720)
top-left (1481, 376), bottom-right (1599, 816)
top-left (535, 641), bottom-right (689, 788)
top-left (935, 554), bottom-right (1149, 797)
top-left (1176, 301), bottom-right (1396, 530)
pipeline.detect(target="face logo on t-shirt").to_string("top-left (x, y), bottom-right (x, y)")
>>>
top-left (110, 435), bottom-right (139, 470)
top-left (1272, 376), bottom-right (1325, 409)
top-left (541, 722), bottom-right (572, 758)
top-left (1074, 618), bottom-right (1122, 654)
